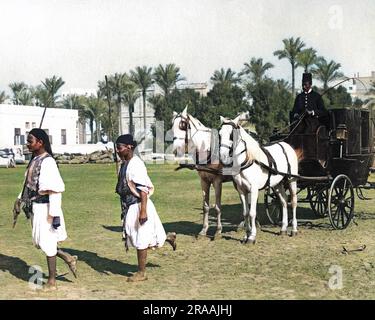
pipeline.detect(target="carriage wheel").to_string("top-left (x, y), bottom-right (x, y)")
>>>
top-left (309, 185), bottom-right (328, 218)
top-left (328, 174), bottom-right (354, 230)
top-left (264, 187), bottom-right (282, 225)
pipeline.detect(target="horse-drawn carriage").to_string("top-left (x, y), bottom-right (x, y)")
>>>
top-left (265, 106), bottom-right (375, 230)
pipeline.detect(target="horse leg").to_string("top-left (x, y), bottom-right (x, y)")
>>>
top-left (234, 182), bottom-right (247, 229)
top-left (289, 179), bottom-right (298, 236)
top-left (276, 183), bottom-right (289, 236)
top-left (198, 179), bottom-right (210, 237)
top-left (242, 192), bottom-right (251, 243)
top-left (213, 179), bottom-right (223, 239)
top-left (247, 188), bottom-right (259, 244)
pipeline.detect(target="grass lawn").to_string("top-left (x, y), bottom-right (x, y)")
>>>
top-left (0, 163), bottom-right (375, 299)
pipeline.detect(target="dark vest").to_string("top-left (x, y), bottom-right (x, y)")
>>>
top-left (116, 161), bottom-right (140, 209)
top-left (22, 153), bottom-right (51, 204)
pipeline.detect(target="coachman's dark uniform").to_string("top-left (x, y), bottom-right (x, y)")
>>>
top-left (290, 73), bottom-right (329, 128)
top-left (292, 90), bottom-right (327, 118)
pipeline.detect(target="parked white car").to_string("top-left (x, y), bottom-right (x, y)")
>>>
top-left (0, 149), bottom-right (16, 168)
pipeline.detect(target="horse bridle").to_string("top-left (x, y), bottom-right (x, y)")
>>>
top-left (219, 121), bottom-right (248, 167)
top-left (173, 114), bottom-right (190, 147)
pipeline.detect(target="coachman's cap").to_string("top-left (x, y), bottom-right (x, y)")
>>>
top-left (302, 72), bottom-right (312, 84)
top-left (116, 134), bottom-right (137, 147)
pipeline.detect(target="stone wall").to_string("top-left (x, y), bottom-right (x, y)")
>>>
top-left (55, 150), bottom-right (114, 164)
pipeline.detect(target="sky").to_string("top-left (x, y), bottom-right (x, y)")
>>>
top-left (0, 0), bottom-right (374, 94)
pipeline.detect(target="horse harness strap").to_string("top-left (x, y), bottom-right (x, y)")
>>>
top-left (257, 146), bottom-right (278, 190)
top-left (251, 143), bottom-right (292, 190)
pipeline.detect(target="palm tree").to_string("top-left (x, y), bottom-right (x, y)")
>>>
top-left (130, 66), bottom-right (154, 132)
top-left (41, 75), bottom-right (65, 108)
top-left (296, 47), bottom-right (318, 73)
top-left (107, 73), bottom-right (129, 135)
top-left (9, 82), bottom-right (27, 105)
top-left (61, 94), bottom-right (83, 109)
top-left (17, 89), bottom-right (33, 106)
top-left (312, 57), bottom-right (344, 90)
top-left (33, 85), bottom-right (51, 108)
top-left (153, 63), bottom-right (185, 97)
top-left (81, 94), bottom-right (106, 143)
top-left (122, 80), bottom-right (140, 136)
top-left (274, 36), bottom-right (305, 95)
top-left (240, 58), bottom-right (274, 83)
top-left (0, 91), bottom-right (9, 104)
top-left (210, 68), bottom-right (240, 86)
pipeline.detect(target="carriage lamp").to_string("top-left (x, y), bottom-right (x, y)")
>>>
top-left (336, 124), bottom-right (348, 158)
top-left (336, 124), bottom-right (348, 141)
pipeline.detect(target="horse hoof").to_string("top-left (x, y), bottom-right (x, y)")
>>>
top-left (291, 231), bottom-right (298, 237)
top-left (214, 233), bottom-right (222, 240)
top-left (247, 239), bottom-right (256, 245)
top-left (279, 230), bottom-right (288, 236)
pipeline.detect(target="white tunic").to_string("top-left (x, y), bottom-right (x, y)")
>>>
top-left (28, 156), bottom-right (67, 256)
top-left (124, 156), bottom-right (166, 250)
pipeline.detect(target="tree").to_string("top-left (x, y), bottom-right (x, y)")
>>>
top-left (9, 82), bottom-right (28, 105)
top-left (0, 91), bottom-right (9, 104)
top-left (274, 36), bottom-right (306, 95)
top-left (61, 94), bottom-right (83, 110)
top-left (246, 78), bottom-right (293, 141)
top-left (240, 58), bottom-right (274, 83)
top-left (33, 85), bottom-right (51, 108)
top-left (312, 57), bottom-right (344, 90)
top-left (324, 85), bottom-right (352, 109)
top-left (296, 47), bottom-right (318, 72)
top-left (17, 89), bottom-right (33, 105)
top-left (205, 83), bottom-right (249, 128)
top-left (130, 66), bottom-right (154, 132)
top-left (41, 75), bottom-right (65, 108)
top-left (81, 94), bottom-right (106, 143)
top-left (210, 68), bottom-right (240, 87)
top-left (122, 80), bottom-right (140, 136)
top-left (153, 63), bottom-right (185, 97)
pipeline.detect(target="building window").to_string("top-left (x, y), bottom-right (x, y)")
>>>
top-left (32, 122), bottom-right (36, 128)
top-left (25, 122), bottom-right (30, 129)
top-left (61, 129), bottom-right (67, 145)
top-left (14, 128), bottom-right (25, 145)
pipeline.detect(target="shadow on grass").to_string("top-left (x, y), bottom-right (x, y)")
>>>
top-left (102, 225), bottom-right (122, 233)
top-left (0, 253), bottom-right (32, 282)
top-left (63, 248), bottom-right (159, 277)
top-left (101, 202), bottom-right (329, 240)
top-left (102, 221), bottom-right (204, 238)
top-left (0, 253), bottom-right (71, 283)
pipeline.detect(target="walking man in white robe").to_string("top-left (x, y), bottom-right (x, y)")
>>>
top-left (115, 134), bottom-right (176, 282)
top-left (13, 128), bottom-right (77, 290)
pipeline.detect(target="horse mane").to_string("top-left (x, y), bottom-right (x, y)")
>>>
top-left (188, 114), bottom-right (211, 131)
top-left (238, 126), bottom-right (263, 162)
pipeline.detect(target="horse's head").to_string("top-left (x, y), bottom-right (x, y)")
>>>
top-left (219, 114), bottom-right (241, 165)
top-left (171, 106), bottom-right (189, 157)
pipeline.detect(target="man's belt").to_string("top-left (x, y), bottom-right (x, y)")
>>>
top-left (33, 195), bottom-right (50, 204)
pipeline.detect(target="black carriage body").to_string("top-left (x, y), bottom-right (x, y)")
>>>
top-left (281, 107), bottom-right (374, 187)
top-left (328, 108), bottom-right (374, 186)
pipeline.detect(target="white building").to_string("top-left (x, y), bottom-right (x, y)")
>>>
top-left (334, 71), bottom-right (375, 101)
top-left (0, 104), bottom-right (79, 149)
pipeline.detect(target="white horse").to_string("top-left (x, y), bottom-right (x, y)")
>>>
top-left (172, 107), bottom-right (246, 238)
top-left (219, 115), bottom-right (299, 244)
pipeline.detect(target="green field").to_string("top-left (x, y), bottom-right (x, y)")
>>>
top-left (0, 163), bottom-right (375, 299)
